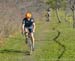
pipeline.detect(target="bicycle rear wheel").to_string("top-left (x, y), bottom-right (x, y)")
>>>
top-left (27, 38), bottom-right (33, 54)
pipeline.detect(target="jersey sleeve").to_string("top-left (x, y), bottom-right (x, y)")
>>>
top-left (31, 18), bottom-right (35, 23)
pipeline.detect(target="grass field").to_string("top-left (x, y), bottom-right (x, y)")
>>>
top-left (0, 10), bottom-right (75, 61)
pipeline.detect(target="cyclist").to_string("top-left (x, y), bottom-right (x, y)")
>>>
top-left (22, 12), bottom-right (35, 51)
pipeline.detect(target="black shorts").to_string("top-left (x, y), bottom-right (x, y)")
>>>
top-left (25, 27), bottom-right (33, 33)
top-left (28, 28), bottom-right (33, 33)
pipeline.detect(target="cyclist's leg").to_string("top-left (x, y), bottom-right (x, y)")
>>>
top-left (24, 28), bottom-right (28, 33)
top-left (28, 29), bottom-right (35, 51)
top-left (24, 28), bottom-right (29, 43)
top-left (30, 32), bottom-right (35, 49)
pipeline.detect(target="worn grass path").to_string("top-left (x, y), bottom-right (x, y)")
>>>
top-left (0, 17), bottom-right (75, 61)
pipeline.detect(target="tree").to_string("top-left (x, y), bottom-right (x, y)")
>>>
top-left (71, 0), bottom-right (75, 28)
top-left (46, 0), bottom-right (70, 23)
top-left (46, 0), bottom-right (62, 23)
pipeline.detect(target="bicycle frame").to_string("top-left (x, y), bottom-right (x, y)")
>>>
top-left (25, 32), bottom-right (33, 54)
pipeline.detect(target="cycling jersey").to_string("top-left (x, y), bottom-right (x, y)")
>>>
top-left (22, 18), bottom-right (34, 27)
top-left (22, 18), bottom-right (34, 33)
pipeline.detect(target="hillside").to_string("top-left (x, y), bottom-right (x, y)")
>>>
top-left (0, 0), bottom-right (47, 38)
top-left (0, 0), bottom-right (75, 61)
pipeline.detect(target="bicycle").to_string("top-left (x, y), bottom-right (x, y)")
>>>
top-left (25, 32), bottom-right (33, 55)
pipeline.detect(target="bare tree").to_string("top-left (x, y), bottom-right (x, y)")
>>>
top-left (73, 0), bottom-right (75, 28)
top-left (55, 0), bottom-right (61, 23)
top-left (70, 0), bottom-right (75, 28)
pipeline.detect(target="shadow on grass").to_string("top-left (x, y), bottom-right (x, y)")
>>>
top-left (0, 49), bottom-right (30, 55)
top-left (53, 30), bottom-right (66, 61)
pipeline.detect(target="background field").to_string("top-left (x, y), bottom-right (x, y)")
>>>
top-left (0, 0), bottom-right (75, 61)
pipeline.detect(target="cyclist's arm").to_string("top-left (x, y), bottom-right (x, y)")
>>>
top-left (22, 24), bottom-right (25, 33)
top-left (33, 23), bottom-right (35, 32)
top-left (22, 19), bottom-right (25, 34)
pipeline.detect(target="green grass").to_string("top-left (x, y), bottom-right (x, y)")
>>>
top-left (0, 10), bottom-right (75, 61)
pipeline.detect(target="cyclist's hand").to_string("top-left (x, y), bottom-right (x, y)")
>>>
top-left (33, 30), bottom-right (35, 33)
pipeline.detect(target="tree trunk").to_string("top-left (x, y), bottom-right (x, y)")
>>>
top-left (72, 0), bottom-right (75, 28)
top-left (55, 8), bottom-right (61, 23)
top-left (55, 0), bottom-right (61, 23)
top-left (72, 6), bottom-right (75, 28)
top-left (64, 10), bottom-right (67, 22)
